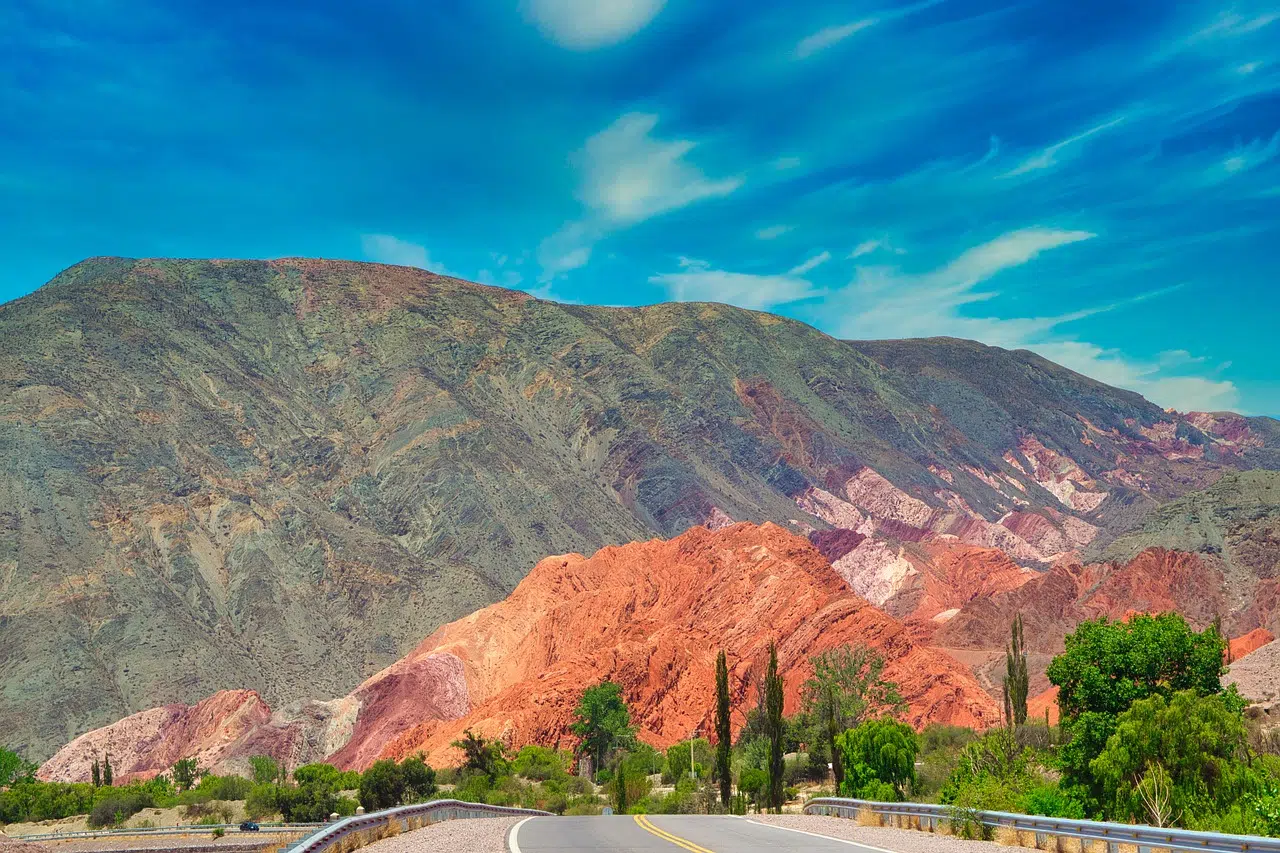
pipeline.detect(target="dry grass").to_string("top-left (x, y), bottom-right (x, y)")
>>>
top-left (1057, 836), bottom-right (1084, 853)
top-left (994, 826), bottom-right (1021, 846)
top-left (856, 809), bottom-right (883, 827)
top-left (1084, 839), bottom-right (1109, 853)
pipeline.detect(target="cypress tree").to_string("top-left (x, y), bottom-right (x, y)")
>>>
top-left (91, 758), bottom-right (101, 788)
top-left (1003, 614), bottom-right (1029, 726)
top-left (715, 650), bottom-right (732, 808)
top-left (764, 641), bottom-right (785, 813)
top-left (615, 758), bottom-right (629, 815)
top-left (103, 753), bottom-right (113, 787)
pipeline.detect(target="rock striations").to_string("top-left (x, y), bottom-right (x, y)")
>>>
top-left (39, 523), bottom-right (999, 779)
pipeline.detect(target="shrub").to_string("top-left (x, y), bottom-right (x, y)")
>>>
top-left (511, 746), bottom-right (569, 781)
top-left (88, 790), bottom-right (154, 828)
top-left (244, 783), bottom-right (281, 820)
top-left (358, 760), bottom-right (405, 812)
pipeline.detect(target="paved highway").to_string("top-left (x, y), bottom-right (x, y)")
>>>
top-left (509, 814), bottom-right (875, 852)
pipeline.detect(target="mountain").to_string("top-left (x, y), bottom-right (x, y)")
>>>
top-left (4, 257), bottom-right (1278, 759)
top-left (38, 523), bottom-right (999, 781)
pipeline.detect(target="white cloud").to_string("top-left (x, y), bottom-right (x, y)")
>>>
top-left (756, 224), bottom-right (793, 240)
top-left (575, 113), bottom-right (742, 224)
top-left (1220, 130), bottom-right (1280, 175)
top-left (360, 234), bottom-right (454, 275)
top-left (521, 0), bottom-right (665, 49)
top-left (1030, 341), bottom-right (1241, 413)
top-left (787, 250), bottom-right (831, 276)
top-left (772, 156), bottom-right (803, 170)
top-left (650, 257), bottom-right (819, 310)
top-left (538, 113), bottom-right (741, 280)
top-left (1001, 117), bottom-right (1126, 177)
top-left (795, 19), bottom-right (877, 59)
top-left (850, 238), bottom-right (906, 258)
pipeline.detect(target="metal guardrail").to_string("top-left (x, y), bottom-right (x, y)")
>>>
top-left (803, 798), bottom-right (1280, 853)
top-left (287, 799), bottom-right (551, 853)
top-left (11, 822), bottom-right (323, 841)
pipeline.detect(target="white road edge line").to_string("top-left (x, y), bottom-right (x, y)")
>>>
top-left (508, 815), bottom-right (536, 853)
top-left (745, 817), bottom-right (903, 853)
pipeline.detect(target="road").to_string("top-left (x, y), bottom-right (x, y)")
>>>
top-left (509, 814), bottom-right (872, 852)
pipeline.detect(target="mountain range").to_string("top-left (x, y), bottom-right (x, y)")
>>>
top-left (4, 257), bottom-right (1279, 763)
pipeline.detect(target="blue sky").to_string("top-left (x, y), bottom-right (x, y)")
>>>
top-left (3, 0), bottom-right (1278, 414)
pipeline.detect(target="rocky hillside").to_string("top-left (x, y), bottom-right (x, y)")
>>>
top-left (4, 257), bottom-right (1278, 759)
top-left (39, 523), bottom-right (1000, 780)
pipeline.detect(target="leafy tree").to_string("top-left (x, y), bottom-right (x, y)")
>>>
top-left (800, 644), bottom-right (902, 791)
top-left (664, 738), bottom-right (712, 783)
top-left (836, 718), bottom-right (918, 800)
top-left (764, 640), bottom-right (785, 813)
top-left (1004, 615), bottom-right (1030, 726)
top-left (739, 768), bottom-right (768, 812)
top-left (614, 755), bottom-right (629, 814)
top-left (293, 763), bottom-right (348, 789)
top-left (399, 754), bottom-right (437, 803)
top-left (1090, 689), bottom-right (1256, 826)
top-left (358, 759), bottom-right (405, 811)
top-left (102, 754), bottom-right (113, 787)
top-left (1047, 614), bottom-right (1229, 807)
top-left (0, 747), bottom-right (36, 787)
top-left (249, 755), bottom-right (281, 785)
top-left (171, 757), bottom-right (199, 792)
top-left (511, 745), bottom-right (569, 781)
top-left (715, 650), bottom-right (732, 807)
top-left (570, 682), bottom-right (636, 777)
top-left (451, 729), bottom-right (508, 781)
top-left (278, 781), bottom-right (338, 822)
top-left (91, 758), bottom-right (101, 789)
top-left (940, 726), bottom-right (1037, 812)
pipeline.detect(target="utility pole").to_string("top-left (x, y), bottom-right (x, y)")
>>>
top-left (690, 728), bottom-right (698, 781)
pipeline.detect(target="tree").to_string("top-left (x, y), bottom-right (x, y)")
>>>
top-left (249, 755), bottom-right (281, 785)
top-left (102, 754), bottom-right (113, 787)
top-left (171, 757), bottom-right (199, 792)
top-left (800, 644), bottom-right (902, 791)
top-left (570, 681), bottom-right (636, 777)
top-left (764, 640), bottom-right (785, 813)
top-left (1003, 615), bottom-right (1029, 726)
top-left (358, 759), bottom-right (405, 811)
top-left (1047, 614), bottom-right (1229, 807)
top-left (450, 729), bottom-right (508, 781)
top-left (614, 756), bottom-right (630, 814)
top-left (836, 719), bottom-right (918, 800)
top-left (1090, 689), bottom-right (1254, 825)
top-left (399, 754), bottom-right (437, 803)
top-left (715, 650), bottom-right (732, 807)
top-left (91, 758), bottom-right (102, 789)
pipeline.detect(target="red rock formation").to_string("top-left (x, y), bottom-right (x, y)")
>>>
top-left (1231, 628), bottom-right (1275, 661)
top-left (40, 523), bottom-right (1001, 779)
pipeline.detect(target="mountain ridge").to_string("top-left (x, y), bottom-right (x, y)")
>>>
top-left (3, 256), bottom-right (1277, 759)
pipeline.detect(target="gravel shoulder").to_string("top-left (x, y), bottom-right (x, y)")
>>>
top-left (748, 814), bottom-right (1043, 853)
top-left (360, 816), bottom-right (523, 853)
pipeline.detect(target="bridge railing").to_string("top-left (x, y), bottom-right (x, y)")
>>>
top-left (803, 797), bottom-right (1280, 853)
top-left (10, 822), bottom-right (322, 841)
top-left (286, 799), bottom-right (551, 853)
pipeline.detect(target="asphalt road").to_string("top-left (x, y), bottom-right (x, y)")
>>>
top-left (509, 814), bottom-right (872, 852)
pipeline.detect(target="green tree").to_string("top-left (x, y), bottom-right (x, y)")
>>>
top-left (800, 644), bottom-right (902, 791)
top-left (1003, 615), bottom-right (1029, 726)
top-left (102, 754), bottom-right (113, 787)
top-left (248, 755), bottom-right (281, 785)
top-left (1090, 690), bottom-right (1254, 826)
top-left (399, 754), bottom-right (437, 803)
top-left (91, 759), bottom-right (101, 789)
top-left (715, 650), bottom-right (732, 807)
top-left (171, 757), bottom-right (199, 792)
top-left (450, 729), bottom-right (508, 781)
top-left (511, 745), bottom-right (569, 781)
top-left (614, 755), bottom-right (629, 814)
top-left (1047, 614), bottom-right (1229, 808)
top-left (570, 681), bottom-right (636, 778)
top-left (0, 747), bottom-right (36, 787)
top-left (764, 640), bottom-right (785, 813)
top-left (293, 763), bottom-right (343, 788)
top-left (836, 718), bottom-right (918, 800)
top-left (358, 759), bottom-right (405, 811)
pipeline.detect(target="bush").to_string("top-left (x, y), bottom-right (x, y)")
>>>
top-left (511, 746), bottom-right (569, 782)
top-left (89, 790), bottom-right (154, 828)
top-left (244, 783), bottom-right (281, 820)
top-left (1020, 784), bottom-right (1085, 819)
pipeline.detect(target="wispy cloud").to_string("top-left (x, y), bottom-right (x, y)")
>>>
top-left (756, 224), bottom-right (793, 240)
top-left (360, 234), bottom-right (455, 276)
top-left (521, 0), bottom-right (666, 49)
top-left (650, 257), bottom-right (819, 310)
top-left (795, 19), bottom-right (877, 59)
top-left (1001, 117), bottom-right (1126, 177)
top-left (787, 250), bottom-right (830, 276)
top-left (849, 238), bottom-right (905, 258)
top-left (538, 113), bottom-right (742, 279)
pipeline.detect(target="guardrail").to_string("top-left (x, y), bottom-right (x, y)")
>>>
top-left (11, 822), bottom-right (323, 841)
top-left (287, 799), bottom-right (551, 853)
top-left (803, 798), bottom-right (1280, 853)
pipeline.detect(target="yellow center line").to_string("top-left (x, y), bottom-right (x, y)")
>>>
top-left (633, 814), bottom-right (719, 853)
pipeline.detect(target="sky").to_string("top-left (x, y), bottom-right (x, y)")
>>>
top-left (3, 1), bottom-right (1279, 415)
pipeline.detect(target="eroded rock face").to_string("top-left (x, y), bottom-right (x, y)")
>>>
top-left (39, 523), bottom-right (1000, 778)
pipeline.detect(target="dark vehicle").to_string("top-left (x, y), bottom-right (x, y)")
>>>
top-left (239, 822), bottom-right (260, 832)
